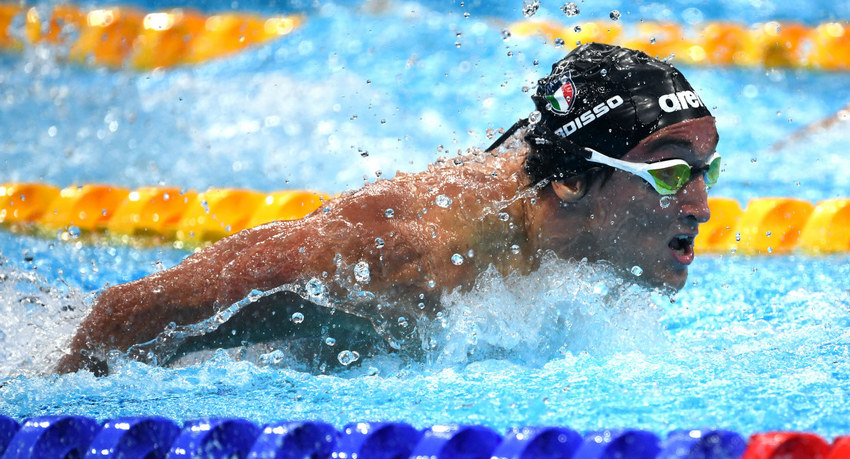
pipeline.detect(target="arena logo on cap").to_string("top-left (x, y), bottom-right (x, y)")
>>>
top-left (658, 90), bottom-right (705, 113)
top-left (545, 73), bottom-right (578, 114)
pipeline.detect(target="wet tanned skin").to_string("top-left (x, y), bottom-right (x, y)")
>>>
top-left (55, 117), bottom-right (718, 374)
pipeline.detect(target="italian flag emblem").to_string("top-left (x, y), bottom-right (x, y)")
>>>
top-left (545, 74), bottom-right (577, 114)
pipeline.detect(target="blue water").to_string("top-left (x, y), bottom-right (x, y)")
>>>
top-left (2, 0), bottom-right (850, 439)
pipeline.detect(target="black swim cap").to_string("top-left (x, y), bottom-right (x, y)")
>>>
top-left (488, 43), bottom-right (712, 182)
top-left (530, 42), bottom-right (711, 158)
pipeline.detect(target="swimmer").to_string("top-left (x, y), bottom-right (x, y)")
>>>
top-left (56, 43), bottom-right (720, 375)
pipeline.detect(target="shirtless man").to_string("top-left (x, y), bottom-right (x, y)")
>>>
top-left (56, 43), bottom-right (720, 374)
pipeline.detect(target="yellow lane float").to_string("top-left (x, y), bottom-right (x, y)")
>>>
top-left (1, 2), bottom-right (302, 69)
top-left (2, 183), bottom-right (850, 254)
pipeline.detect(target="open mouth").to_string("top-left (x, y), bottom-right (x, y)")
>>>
top-left (668, 234), bottom-right (696, 264)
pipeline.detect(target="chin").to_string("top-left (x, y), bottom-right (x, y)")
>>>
top-left (640, 267), bottom-right (687, 291)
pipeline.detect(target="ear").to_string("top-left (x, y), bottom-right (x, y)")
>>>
top-left (552, 176), bottom-right (587, 202)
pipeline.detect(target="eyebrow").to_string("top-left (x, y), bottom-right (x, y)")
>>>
top-left (642, 137), bottom-right (695, 154)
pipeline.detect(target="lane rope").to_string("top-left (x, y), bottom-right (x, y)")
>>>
top-left (1, 182), bottom-right (848, 254)
top-left (0, 3), bottom-right (302, 69)
top-left (509, 19), bottom-right (850, 70)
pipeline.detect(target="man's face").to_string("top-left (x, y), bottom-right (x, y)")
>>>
top-left (571, 117), bottom-right (718, 290)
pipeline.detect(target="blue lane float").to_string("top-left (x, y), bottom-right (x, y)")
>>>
top-left (0, 413), bottom-right (835, 458)
top-left (168, 418), bottom-right (260, 458)
top-left (411, 425), bottom-right (503, 458)
top-left (85, 416), bottom-right (180, 458)
top-left (0, 416), bottom-right (20, 457)
top-left (248, 420), bottom-right (337, 458)
top-left (658, 429), bottom-right (747, 459)
top-left (2, 415), bottom-right (99, 459)
top-left (492, 426), bottom-right (582, 459)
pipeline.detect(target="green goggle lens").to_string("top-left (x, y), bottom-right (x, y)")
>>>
top-left (705, 155), bottom-right (721, 187)
top-left (648, 164), bottom-right (691, 194)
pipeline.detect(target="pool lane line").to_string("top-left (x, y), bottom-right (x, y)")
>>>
top-left (1, 3), bottom-right (849, 71)
top-left (2, 415), bottom-right (850, 458)
top-left (509, 19), bottom-right (850, 70)
top-left (0, 182), bottom-right (848, 254)
top-left (0, 3), bottom-right (302, 70)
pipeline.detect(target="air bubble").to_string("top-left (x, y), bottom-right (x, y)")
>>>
top-left (435, 194), bottom-right (453, 208)
top-left (631, 265), bottom-right (643, 276)
top-left (561, 2), bottom-right (579, 16)
top-left (291, 312), bottom-right (304, 324)
top-left (337, 350), bottom-right (360, 366)
top-left (451, 253), bottom-right (464, 265)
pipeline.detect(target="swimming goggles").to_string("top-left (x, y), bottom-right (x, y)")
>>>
top-left (584, 147), bottom-right (721, 195)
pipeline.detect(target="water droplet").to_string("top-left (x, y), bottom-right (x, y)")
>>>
top-left (631, 265), bottom-right (643, 276)
top-left (385, 208), bottom-right (395, 218)
top-left (574, 25), bottom-right (582, 33)
top-left (337, 350), bottom-right (360, 366)
top-left (398, 316), bottom-right (409, 328)
top-left (561, 2), bottom-right (580, 16)
top-left (767, 247), bottom-right (774, 253)
top-left (291, 312), bottom-right (304, 324)
top-left (359, 149), bottom-right (369, 157)
top-left (451, 253), bottom-right (464, 265)
top-left (522, 0), bottom-right (540, 17)
top-left (501, 29), bottom-right (511, 41)
top-left (600, 69), bottom-right (608, 76)
top-left (435, 194), bottom-right (453, 208)
top-left (354, 261), bottom-right (371, 284)
top-left (751, 158), bottom-right (757, 164)
top-left (510, 244), bottom-right (520, 254)
top-left (766, 231), bottom-right (772, 237)
top-left (659, 196), bottom-right (672, 208)
top-left (735, 232), bottom-right (741, 242)
top-left (554, 37), bottom-right (565, 47)
top-left (375, 237), bottom-right (385, 248)
top-left (528, 110), bottom-right (542, 124)
top-left (306, 278), bottom-right (325, 299)
top-left (67, 226), bottom-right (81, 239)
top-left (609, 10), bottom-right (621, 20)
top-left (463, 12), bottom-right (470, 18)
top-left (498, 212), bottom-right (510, 222)
top-left (325, 337), bottom-right (336, 346)
top-left (428, 280), bottom-right (436, 288)
top-left (418, 302), bottom-right (426, 310)
top-left (650, 37), bottom-right (657, 44)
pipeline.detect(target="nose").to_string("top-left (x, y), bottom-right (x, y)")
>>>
top-left (678, 174), bottom-right (711, 224)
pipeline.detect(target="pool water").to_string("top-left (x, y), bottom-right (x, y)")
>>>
top-left (2, 0), bottom-right (850, 439)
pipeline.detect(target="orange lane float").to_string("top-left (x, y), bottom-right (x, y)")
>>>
top-left (0, 183), bottom-right (61, 225)
top-left (509, 19), bottom-right (850, 70)
top-left (732, 197), bottom-right (813, 255)
top-left (39, 184), bottom-right (130, 232)
top-left (0, 3), bottom-right (302, 69)
top-left (3, 183), bottom-right (850, 253)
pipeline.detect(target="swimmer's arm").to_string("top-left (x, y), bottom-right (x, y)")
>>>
top-left (55, 222), bottom-right (310, 374)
